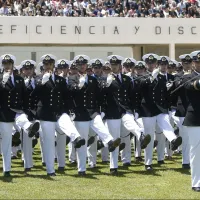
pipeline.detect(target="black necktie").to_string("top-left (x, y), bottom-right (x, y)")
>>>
top-left (7, 76), bottom-right (14, 88)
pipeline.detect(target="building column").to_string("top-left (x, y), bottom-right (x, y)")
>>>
top-left (169, 43), bottom-right (175, 59)
top-left (132, 45), bottom-right (142, 60)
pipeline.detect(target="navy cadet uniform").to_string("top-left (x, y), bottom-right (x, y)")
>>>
top-left (67, 60), bottom-right (78, 165)
top-left (101, 55), bottom-right (151, 174)
top-left (131, 61), bottom-right (147, 162)
top-left (182, 50), bottom-right (200, 192)
top-left (172, 54), bottom-right (192, 169)
top-left (54, 59), bottom-right (72, 171)
top-left (68, 55), bottom-right (121, 175)
top-left (20, 59), bottom-right (38, 171)
top-left (31, 54), bottom-right (85, 176)
top-left (120, 57), bottom-right (137, 166)
top-left (0, 54), bottom-right (39, 177)
top-left (140, 54), bottom-right (182, 170)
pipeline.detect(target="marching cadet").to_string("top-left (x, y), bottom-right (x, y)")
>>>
top-left (154, 56), bottom-right (176, 164)
top-left (68, 60), bottom-right (77, 165)
top-left (20, 59), bottom-right (38, 172)
top-left (87, 59), bottom-right (103, 168)
top-left (54, 59), bottom-right (72, 171)
top-left (0, 54), bottom-right (40, 177)
top-left (68, 55), bottom-right (121, 175)
top-left (99, 61), bottom-right (111, 163)
top-left (172, 54), bottom-right (192, 168)
top-left (31, 54), bottom-right (85, 176)
top-left (181, 50), bottom-right (200, 192)
top-left (133, 61), bottom-right (147, 162)
top-left (101, 55), bottom-right (151, 174)
top-left (141, 54), bottom-right (182, 171)
top-left (120, 57), bottom-right (137, 166)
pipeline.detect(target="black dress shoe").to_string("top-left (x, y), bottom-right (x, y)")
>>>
top-left (47, 173), bottom-right (56, 176)
top-left (135, 157), bottom-right (143, 162)
top-left (182, 164), bottom-right (190, 169)
top-left (110, 168), bottom-right (118, 176)
top-left (157, 160), bottom-right (165, 165)
top-left (12, 131), bottom-right (20, 142)
top-left (108, 138), bottom-right (121, 152)
top-left (11, 155), bottom-right (18, 159)
top-left (58, 167), bottom-right (65, 171)
top-left (145, 165), bottom-right (153, 171)
top-left (69, 160), bottom-right (77, 165)
top-left (87, 136), bottom-right (95, 147)
top-left (32, 138), bottom-right (38, 148)
top-left (28, 122), bottom-right (40, 138)
top-left (153, 140), bottom-right (158, 148)
top-left (97, 140), bottom-right (104, 150)
top-left (192, 187), bottom-right (200, 192)
top-left (140, 134), bottom-right (151, 149)
top-left (171, 136), bottom-right (182, 151)
top-left (119, 143), bottom-right (126, 151)
top-left (24, 168), bottom-right (31, 172)
top-left (78, 171), bottom-right (86, 176)
top-left (42, 162), bottom-right (46, 166)
top-left (3, 171), bottom-right (11, 177)
top-left (102, 161), bottom-right (109, 164)
top-left (123, 162), bottom-right (131, 166)
top-left (35, 132), bottom-right (40, 139)
top-left (130, 132), bottom-right (134, 140)
top-left (174, 127), bottom-right (179, 136)
top-left (74, 137), bottom-right (85, 148)
top-left (66, 136), bottom-right (70, 145)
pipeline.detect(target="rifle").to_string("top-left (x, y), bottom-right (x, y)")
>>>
top-left (170, 73), bottom-right (200, 95)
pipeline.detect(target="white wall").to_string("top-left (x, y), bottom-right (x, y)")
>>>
top-left (0, 17), bottom-right (199, 44)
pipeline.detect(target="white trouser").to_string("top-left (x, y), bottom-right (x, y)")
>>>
top-left (56, 113), bottom-right (80, 142)
top-left (41, 114), bottom-right (80, 174)
top-left (56, 132), bottom-right (66, 167)
top-left (142, 113), bottom-right (177, 165)
top-left (40, 121), bottom-right (56, 174)
top-left (122, 113), bottom-right (141, 140)
top-left (0, 122), bottom-right (13, 172)
top-left (22, 128), bottom-right (33, 169)
top-left (39, 126), bottom-right (45, 163)
top-left (105, 119), bottom-right (121, 169)
top-left (155, 125), bottom-right (165, 161)
top-left (75, 121), bottom-right (90, 172)
top-left (15, 113), bottom-right (32, 135)
top-left (121, 123), bottom-right (131, 164)
top-left (90, 114), bottom-right (113, 146)
top-left (186, 127), bottom-right (200, 188)
top-left (176, 117), bottom-right (190, 164)
top-left (101, 146), bottom-right (109, 162)
top-left (11, 146), bottom-right (17, 157)
top-left (87, 128), bottom-right (97, 166)
top-left (68, 142), bottom-right (76, 162)
top-left (134, 118), bottom-right (143, 157)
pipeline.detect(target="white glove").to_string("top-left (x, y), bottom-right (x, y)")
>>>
top-left (151, 68), bottom-right (160, 80)
top-left (24, 78), bottom-right (30, 86)
top-left (101, 112), bottom-right (105, 119)
top-left (42, 73), bottom-right (51, 85)
top-left (79, 76), bottom-right (86, 88)
top-left (106, 74), bottom-right (113, 87)
top-left (59, 72), bottom-right (64, 77)
top-left (70, 113), bottom-right (76, 121)
top-left (134, 112), bottom-right (139, 120)
top-left (166, 82), bottom-right (173, 91)
top-left (2, 72), bottom-right (10, 84)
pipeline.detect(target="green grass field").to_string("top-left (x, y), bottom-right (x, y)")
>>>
top-left (0, 146), bottom-right (199, 199)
